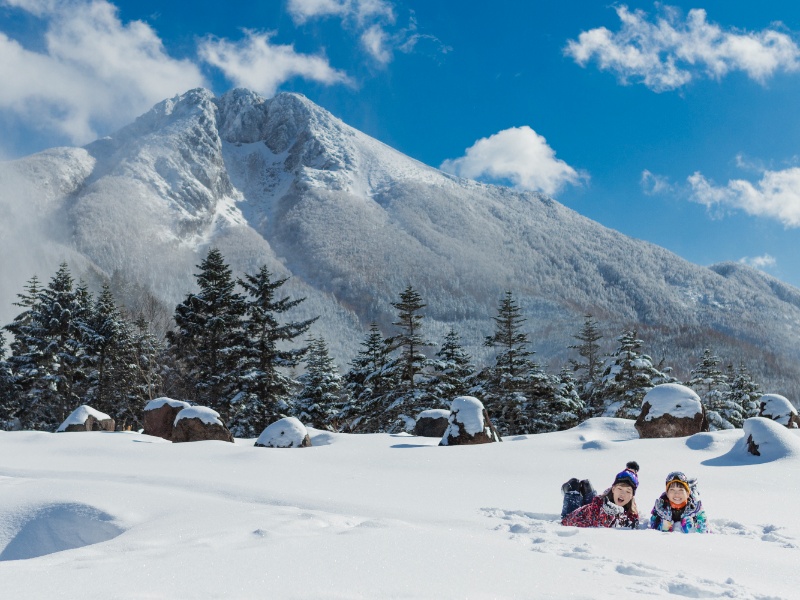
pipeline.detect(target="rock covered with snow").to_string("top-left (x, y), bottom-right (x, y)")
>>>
top-left (412, 409), bottom-right (450, 438)
top-left (635, 383), bottom-right (708, 438)
top-left (56, 405), bottom-right (115, 433)
top-left (171, 407), bottom-right (234, 443)
top-left (143, 397), bottom-right (192, 440)
top-left (758, 394), bottom-right (799, 428)
top-left (440, 397), bottom-right (501, 446)
top-left (255, 417), bottom-right (311, 448)
top-left (738, 417), bottom-right (800, 460)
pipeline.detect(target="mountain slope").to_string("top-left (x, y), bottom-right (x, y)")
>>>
top-left (2, 88), bottom-right (799, 395)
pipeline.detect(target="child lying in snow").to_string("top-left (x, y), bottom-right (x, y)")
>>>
top-left (560, 461), bottom-right (640, 529)
top-left (649, 471), bottom-right (708, 533)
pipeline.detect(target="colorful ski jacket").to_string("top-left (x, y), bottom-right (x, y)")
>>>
top-left (561, 489), bottom-right (639, 529)
top-left (649, 492), bottom-right (708, 533)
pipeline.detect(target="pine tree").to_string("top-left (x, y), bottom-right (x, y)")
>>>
top-left (568, 314), bottom-right (604, 411)
top-left (295, 337), bottom-right (346, 430)
top-left (230, 266), bottom-right (317, 437)
top-left (595, 330), bottom-right (674, 419)
top-left (168, 248), bottom-right (246, 422)
top-left (726, 362), bottom-right (761, 423)
top-left (688, 349), bottom-right (737, 430)
top-left (342, 323), bottom-right (396, 432)
top-left (426, 328), bottom-right (476, 406)
top-left (0, 331), bottom-right (18, 430)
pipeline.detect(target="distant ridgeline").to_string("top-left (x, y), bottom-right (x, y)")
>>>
top-left (0, 254), bottom-right (770, 437)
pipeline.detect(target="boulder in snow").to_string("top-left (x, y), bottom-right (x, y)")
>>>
top-left (412, 409), bottom-right (450, 437)
top-left (635, 383), bottom-right (708, 438)
top-left (171, 407), bottom-right (234, 443)
top-left (758, 394), bottom-right (799, 429)
top-left (143, 397), bottom-right (192, 440)
top-left (56, 405), bottom-right (115, 433)
top-left (740, 417), bottom-right (800, 460)
top-left (439, 396), bottom-right (501, 446)
top-left (255, 417), bottom-right (312, 448)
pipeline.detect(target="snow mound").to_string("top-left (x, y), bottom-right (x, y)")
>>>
top-left (727, 418), bottom-right (800, 463)
top-left (174, 406), bottom-right (223, 427)
top-left (56, 406), bottom-right (111, 432)
top-left (256, 417), bottom-right (310, 448)
top-left (641, 383), bottom-right (702, 420)
top-left (0, 503), bottom-right (123, 561)
top-left (759, 394), bottom-right (798, 427)
top-left (572, 417), bottom-right (639, 442)
top-left (145, 397), bottom-right (192, 412)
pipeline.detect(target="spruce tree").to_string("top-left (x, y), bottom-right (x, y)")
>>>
top-left (230, 266), bottom-right (317, 437)
top-left (342, 323), bottom-right (396, 432)
top-left (569, 314), bottom-right (604, 411)
top-left (726, 362), bottom-right (761, 422)
top-left (688, 349), bottom-right (737, 430)
top-left (426, 328), bottom-right (476, 406)
top-left (0, 331), bottom-right (17, 430)
top-left (168, 248), bottom-right (246, 422)
top-left (295, 337), bottom-right (345, 430)
top-left (595, 330), bottom-right (674, 419)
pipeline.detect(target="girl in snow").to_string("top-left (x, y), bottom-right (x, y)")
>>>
top-left (649, 471), bottom-right (708, 533)
top-left (560, 461), bottom-right (640, 529)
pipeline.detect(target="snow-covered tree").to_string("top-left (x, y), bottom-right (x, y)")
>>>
top-left (295, 337), bottom-right (346, 430)
top-left (425, 328), bottom-right (476, 406)
top-left (595, 330), bottom-right (675, 419)
top-left (726, 362), bottom-right (761, 423)
top-left (230, 266), bottom-right (317, 437)
top-left (0, 331), bottom-right (17, 430)
top-left (568, 314), bottom-right (604, 411)
top-left (167, 248), bottom-right (246, 422)
top-left (688, 349), bottom-right (737, 430)
top-left (342, 323), bottom-right (396, 432)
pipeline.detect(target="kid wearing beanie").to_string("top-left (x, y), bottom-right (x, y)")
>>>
top-left (649, 471), bottom-right (708, 533)
top-left (561, 461), bottom-right (640, 529)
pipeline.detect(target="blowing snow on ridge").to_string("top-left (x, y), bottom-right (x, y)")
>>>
top-left (1, 88), bottom-right (800, 393)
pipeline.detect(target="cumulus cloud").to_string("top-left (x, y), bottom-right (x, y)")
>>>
top-left (739, 254), bottom-right (777, 269)
top-left (688, 167), bottom-right (800, 227)
top-left (440, 126), bottom-right (585, 196)
top-left (0, 0), bottom-right (206, 144)
top-left (198, 30), bottom-right (351, 96)
top-left (565, 4), bottom-right (800, 91)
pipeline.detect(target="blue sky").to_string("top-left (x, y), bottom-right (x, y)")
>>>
top-left (3, 1), bottom-right (800, 287)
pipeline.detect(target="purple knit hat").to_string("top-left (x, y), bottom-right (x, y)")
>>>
top-left (612, 461), bottom-right (640, 493)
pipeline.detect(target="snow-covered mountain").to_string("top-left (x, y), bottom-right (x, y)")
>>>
top-left (2, 88), bottom-right (800, 394)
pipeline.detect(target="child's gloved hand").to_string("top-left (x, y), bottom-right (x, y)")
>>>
top-left (654, 504), bottom-right (672, 521)
top-left (661, 520), bottom-right (674, 532)
top-left (603, 499), bottom-right (624, 515)
top-left (681, 518), bottom-right (695, 533)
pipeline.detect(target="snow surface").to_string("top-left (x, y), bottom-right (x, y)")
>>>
top-left (1, 419), bottom-right (800, 598)
top-left (642, 383), bottom-right (703, 420)
top-left (760, 394), bottom-right (798, 426)
top-left (255, 417), bottom-right (309, 448)
top-left (173, 406), bottom-right (223, 427)
top-left (55, 405), bottom-right (112, 432)
top-left (144, 397), bottom-right (191, 412)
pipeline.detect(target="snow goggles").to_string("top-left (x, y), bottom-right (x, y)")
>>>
top-left (665, 471), bottom-right (691, 493)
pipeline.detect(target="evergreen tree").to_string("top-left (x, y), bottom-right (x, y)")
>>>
top-left (426, 328), bottom-right (476, 406)
top-left (726, 362), bottom-right (761, 423)
top-left (230, 266), bottom-right (317, 437)
top-left (0, 331), bottom-right (17, 430)
top-left (295, 337), bottom-right (346, 430)
top-left (595, 330), bottom-right (675, 419)
top-left (688, 349), bottom-right (737, 430)
top-left (168, 248), bottom-right (246, 422)
top-left (342, 323), bottom-right (396, 432)
top-left (568, 314), bottom-right (604, 411)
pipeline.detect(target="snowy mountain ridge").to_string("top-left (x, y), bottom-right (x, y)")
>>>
top-left (2, 87), bottom-right (800, 396)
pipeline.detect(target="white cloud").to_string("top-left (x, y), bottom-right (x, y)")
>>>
top-left (287, 0), bottom-right (394, 26)
top-left (688, 167), bottom-right (800, 227)
top-left (0, 0), bottom-right (206, 144)
top-left (739, 254), bottom-right (777, 269)
top-left (641, 169), bottom-right (674, 195)
top-left (198, 30), bottom-right (351, 96)
top-left (440, 126), bottom-right (585, 196)
top-left (565, 5), bottom-right (800, 91)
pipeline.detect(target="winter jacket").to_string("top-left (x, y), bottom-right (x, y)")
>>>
top-left (649, 492), bottom-right (708, 533)
top-left (561, 489), bottom-right (639, 529)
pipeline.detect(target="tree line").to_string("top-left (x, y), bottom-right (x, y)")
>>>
top-left (0, 249), bottom-right (765, 436)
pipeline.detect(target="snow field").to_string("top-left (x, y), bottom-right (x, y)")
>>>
top-left (0, 419), bottom-right (799, 599)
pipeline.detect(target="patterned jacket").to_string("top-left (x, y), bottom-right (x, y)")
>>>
top-left (649, 492), bottom-right (708, 533)
top-left (561, 489), bottom-right (639, 529)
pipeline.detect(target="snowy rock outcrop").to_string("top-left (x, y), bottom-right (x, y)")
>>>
top-left (56, 406), bottom-right (115, 433)
top-left (255, 417), bottom-right (311, 448)
top-left (143, 398), bottom-right (192, 440)
top-left (171, 406), bottom-right (234, 443)
top-left (758, 394), bottom-right (799, 428)
top-left (739, 417), bottom-right (800, 460)
top-left (440, 397), bottom-right (501, 446)
top-left (413, 409), bottom-right (450, 438)
top-left (635, 384), bottom-right (708, 438)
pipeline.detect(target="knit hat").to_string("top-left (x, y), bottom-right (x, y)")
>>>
top-left (665, 471), bottom-right (691, 494)
top-left (612, 461), bottom-right (640, 493)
